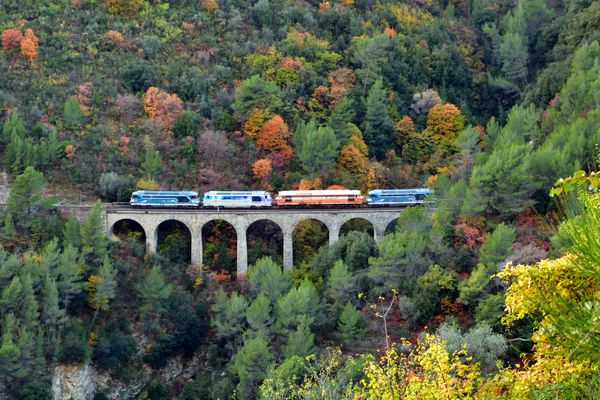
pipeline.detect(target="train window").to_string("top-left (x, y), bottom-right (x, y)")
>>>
top-left (252, 196), bottom-right (261, 202)
top-left (177, 196), bottom-right (190, 203)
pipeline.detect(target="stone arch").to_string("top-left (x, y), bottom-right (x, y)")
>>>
top-left (109, 218), bottom-right (146, 242)
top-left (385, 218), bottom-right (399, 235)
top-left (246, 219), bottom-right (283, 268)
top-left (339, 217), bottom-right (374, 238)
top-left (202, 219), bottom-right (237, 278)
top-left (156, 219), bottom-right (192, 264)
top-left (292, 218), bottom-right (329, 267)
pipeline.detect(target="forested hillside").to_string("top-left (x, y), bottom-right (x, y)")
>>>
top-left (0, 0), bottom-right (599, 399)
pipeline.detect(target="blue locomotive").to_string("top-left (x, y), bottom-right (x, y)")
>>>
top-left (130, 190), bottom-right (201, 207)
top-left (366, 188), bottom-right (431, 206)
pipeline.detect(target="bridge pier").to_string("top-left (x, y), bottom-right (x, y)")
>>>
top-left (236, 224), bottom-right (248, 279)
top-left (283, 231), bottom-right (293, 271)
top-left (191, 227), bottom-right (203, 266)
top-left (373, 223), bottom-right (387, 242)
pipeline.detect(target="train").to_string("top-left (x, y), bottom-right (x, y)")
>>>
top-left (129, 188), bottom-right (430, 208)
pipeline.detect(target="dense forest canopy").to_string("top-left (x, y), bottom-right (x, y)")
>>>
top-left (0, 0), bottom-right (599, 399)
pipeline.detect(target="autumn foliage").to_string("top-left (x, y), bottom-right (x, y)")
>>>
top-left (243, 108), bottom-right (267, 139)
top-left (1, 29), bottom-right (23, 50)
top-left (426, 103), bottom-right (465, 143)
top-left (252, 159), bottom-right (272, 180)
top-left (256, 115), bottom-right (292, 153)
top-left (143, 87), bottom-right (184, 131)
top-left (299, 178), bottom-right (322, 190)
top-left (20, 28), bottom-right (38, 61)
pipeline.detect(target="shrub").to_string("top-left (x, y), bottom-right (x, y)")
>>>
top-left (58, 322), bottom-right (91, 364)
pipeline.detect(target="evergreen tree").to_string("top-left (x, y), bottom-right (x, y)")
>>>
top-left (294, 119), bottom-right (340, 176)
top-left (142, 141), bottom-right (162, 179)
top-left (19, 274), bottom-right (39, 333)
top-left (275, 280), bottom-right (319, 333)
top-left (1, 113), bottom-right (25, 143)
top-left (231, 75), bottom-right (283, 120)
top-left (246, 293), bottom-right (273, 333)
top-left (283, 321), bottom-right (315, 358)
top-left (337, 302), bottom-right (367, 346)
top-left (2, 211), bottom-right (16, 242)
top-left (229, 332), bottom-right (272, 400)
top-left (57, 244), bottom-right (83, 314)
top-left (328, 97), bottom-right (355, 144)
top-left (479, 223), bottom-right (516, 268)
top-left (63, 215), bottom-right (81, 249)
top-left (6, 167), bottom-right (45, 223)
top-left (138, 264), bottom-right (173, 319)
top-left (0, 276), bottom-right (22, 317)
top-left (87, 256), bottom-right (117, 331)
top-left (0, 314), bottom-right (24, 395)
top-left (40, 238), bottom-right (60, 277)
top-left (363, 78), bottom-right (394, 159)
top-left (326, 259), bottom-right (355, 305)
top-left (246, 257), bottom-right (290, 303)
top-left (63, 96), bottom-right (83, 130)
top-left (80, 201), bottom-right (107, 267)
top-left (212, 291), bottom-right (248, 350)
top-left (42, 274), bottom-right (64, 347)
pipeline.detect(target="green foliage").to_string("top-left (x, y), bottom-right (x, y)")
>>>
top-left (232, 75), bottom-right (282, 120)
top-left (328, 97), bottom-right (356, 144)
top-left (246, 293), bottom-right (273, 333)
top-left (363, 78), bottom-right (394, 159)
top-left (58, 321), bottom-right (90, 364)
top-left (172, 111), bottom-right (197, 139)
top-left (294, 119), bottom-right (340, 177)
top-left (283, 322), bottom-right (315, 359)
top-left (99, 172), bottom-right (136, 202)
top-left (275, 280), bottom-right (320, 333)
top-left (229, 333), bottom-right (272, 400)
top-left (458, 263), bottom-right (495, 306)
top-left (479, 223), bottom-right (516, 267)
top-left (246, 257), bottom-right (290, 303)
top-left (212, 290), bottom-right (248, 344)
top-left (142, 142), bottom-right (162, 180)
top-left (413, 265), bottom-right (458, 322)
top-left (63, 96), bottom-right (83, 130)
top-left (327, 260), bottom-right (355, 306)
top-left (337, 302), bottom-right (367, 346)
top-left (138, 264), bottom-right (173, 314)
top-left (6, 167), bottom-right (46, 223)
top-left (474, 294), bottom-right (505, 331)
top-left (80, 201), bottom-right (107, 266)
top-left (437, 320), bottom-right (507, 373)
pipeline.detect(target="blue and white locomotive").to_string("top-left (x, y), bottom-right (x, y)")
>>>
top-left (202, 191), bottom-right (272, 208)
top-left (130, 190), bottom-right (200, 207)
top-left (366, 188), bottom-right (431, 206)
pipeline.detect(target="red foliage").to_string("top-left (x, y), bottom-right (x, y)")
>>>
top-left (252, 158), bottom-right (272, 180)
top-left (454, 217), bottom-right (487, 249)
top-left (1, 29), bottom-right (23, 51)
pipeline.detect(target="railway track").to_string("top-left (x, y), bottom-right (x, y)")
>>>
top-left (107, 202), bottom-right (414, 213)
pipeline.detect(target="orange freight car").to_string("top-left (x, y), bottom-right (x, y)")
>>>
top-left (274, 190), bottom-right (364, 206)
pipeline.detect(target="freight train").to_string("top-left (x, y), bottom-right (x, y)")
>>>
top-left (129, 188), bottom-right (430, 208)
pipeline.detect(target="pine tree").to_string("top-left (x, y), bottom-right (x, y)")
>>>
top-left (0, 314), bottom-right (23, 394)
top-left (138, 264), bottom-right (172, 320)
top-left (275, 280), bottom-right (319, 333)
top-left (0, 276), bottom-right (22, 317)
top-left (19, 274), bottom-right (39, 333)
top-left (328, 97), bottom-right (355, 144)
top-left (479, 223), bottom-right (516, 268)
top-left (40, 238), bottom-right (60, 278)
top-left (229, 332), bottom-right (272, 400)
top-left (80, 201), bottom-right (107, 267)
top-left (327, 259), bottom-right (355, 305)
top-left (1, 113), bottom-right (25, 143)
top-left (283, 321), bottom-right (315, 358)
top-left (2, 211), bottom-right (16, 242)
top-left (63, 215), bottom-right (81, 249)
top-left (246, 293), bottom-right (273, 333)
top-left (63, 96), bottom-right (83, 130)
top-left (246, 257), bottom-right (290, 303)
top-left (42, 274), bottom-right (64, 347)
top-left (87, 256), bottom-right (117, 332)
top-left (6, 167), bottom-right (45, 223)
top-left (294, 119), bottom-right (340, 176)
top-left (337, 302), bottom-right (367, 346)
top-left (212, 292), bottom-right (248, 349)
top-left (142, 142), bottom-right (161, 180)
top-left (57, 244), bottom-right (83, 314)
top-left (363, 79), bottom-right (394, 159)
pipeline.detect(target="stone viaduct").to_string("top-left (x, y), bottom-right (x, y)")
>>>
top-left (103, 206), bottom-right (406, 277)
